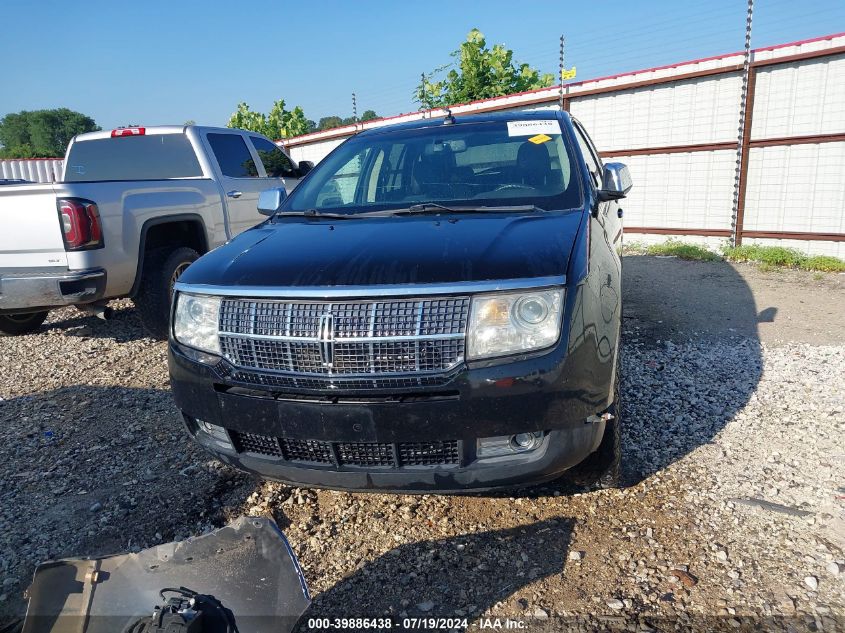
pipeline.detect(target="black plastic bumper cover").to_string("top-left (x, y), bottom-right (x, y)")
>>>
top-left (168, 330), bottom-right (611, 491)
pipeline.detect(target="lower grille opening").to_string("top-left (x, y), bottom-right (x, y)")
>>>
top-left (231, 431), bottom-right (282, 457)
top-left (229, 431), bottom-right (461, 468)
top-left (280, 438), bottom-right (334, 464)
top-left (399, 441), bottom-right (461, 466)
top-left (336, 442), bottom-right (395, 467)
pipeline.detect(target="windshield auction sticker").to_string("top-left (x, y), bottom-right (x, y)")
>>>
top-left (507, 120), bottom-right (560, 137)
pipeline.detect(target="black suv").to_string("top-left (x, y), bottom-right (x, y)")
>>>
top-left (168, 111), bottom-right (632, 492)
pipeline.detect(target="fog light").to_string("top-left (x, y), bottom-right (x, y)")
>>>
top-left (197, 419), bottom-right (233, 449)
top-left (477, 431), bottom-right (544, 458)
top-left (511, 432), bottom-right (543, 452)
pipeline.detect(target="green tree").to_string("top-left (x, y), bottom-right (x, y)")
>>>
top-left (414, 29), bottom-right (554, 109)
top-left (267, 100), bottom-right (311, 139)
top-left (0, 108), bottom-right (99, 158)
top-left (226, 102), bottom-right (269, 136)
top-left (227, 100), bottom-right (312, 139)
top-left (317, 116), bottom-right (344, 131)
top-left (359, 109), bottom-right (379, 122)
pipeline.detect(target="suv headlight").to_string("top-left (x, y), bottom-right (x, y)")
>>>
top-left (173, 292), bottom-right (221, 354)
top-left (466, 288), bottom-right (564, 360)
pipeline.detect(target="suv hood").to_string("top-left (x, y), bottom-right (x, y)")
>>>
top-left (180, 212), bottom-right (584, 289)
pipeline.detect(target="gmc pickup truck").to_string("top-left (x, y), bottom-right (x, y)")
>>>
top-left (0, 125), bottom-right (312, 338)
top-left (169, 111), bottom-right (632, 492)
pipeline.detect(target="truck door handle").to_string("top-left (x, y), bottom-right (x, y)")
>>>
top-left (227, 190), bottom-right (243, 199)
top-left (617, 208), bottom-right (624, 219)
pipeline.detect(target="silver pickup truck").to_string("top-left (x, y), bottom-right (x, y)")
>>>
top-left (0, 125), bottom-right (312, 338)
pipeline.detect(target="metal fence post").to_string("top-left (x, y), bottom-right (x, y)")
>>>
top-left (731, 0), bottom-right (755, 247)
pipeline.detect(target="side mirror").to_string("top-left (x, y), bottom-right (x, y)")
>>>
top-left (257, 187), bottom-right (287, 216)
top-left (598, 162), bottom-right (633, 201)
top-left (298, 160), bottom-right (314, 177)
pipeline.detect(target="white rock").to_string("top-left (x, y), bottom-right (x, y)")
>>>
top-left (606, 599), bottom-right (624, 610)
top-left (803, 576), bottom-right (818, 591)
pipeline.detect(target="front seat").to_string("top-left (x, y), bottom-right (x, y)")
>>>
top-left (516, 141), bottom-right (553, 188)
top-left (412, 148), bottom-right (456, 198)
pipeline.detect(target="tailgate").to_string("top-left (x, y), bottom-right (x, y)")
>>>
top-left (0, 183), bottom-right (68, 268)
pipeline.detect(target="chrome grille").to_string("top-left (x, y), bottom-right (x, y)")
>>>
top-left (218, 297), bottom-right (469, 379)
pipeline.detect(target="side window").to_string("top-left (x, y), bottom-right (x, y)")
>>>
top-left (250, 136), bottom-right (298, 178)
top-left (573, 124), bottom-right (603, 189)
top-left (206, 133), bottom-right (258, 178)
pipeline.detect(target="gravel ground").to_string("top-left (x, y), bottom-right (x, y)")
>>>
top-left (0, 258), bottom-right (843, 632)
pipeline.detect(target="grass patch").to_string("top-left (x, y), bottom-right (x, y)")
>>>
top-left (722, 244), bottom-right (805, 267)
top-left (801, 255), bottom-right (845, 273)
top-left (722, 245), bottom-right (845, 272)
top-left (644, 240), bottom-right (721, 261)
top-left (624, 239), bottom-right (845, 273)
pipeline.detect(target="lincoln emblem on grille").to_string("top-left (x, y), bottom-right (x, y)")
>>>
top-left (317, 313), bottom-right (334, 367)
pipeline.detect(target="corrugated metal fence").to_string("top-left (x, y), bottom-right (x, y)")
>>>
top-left (0, 158), bottom-right (62, 183)
top-left (284, 33), bottom-right (845, 257)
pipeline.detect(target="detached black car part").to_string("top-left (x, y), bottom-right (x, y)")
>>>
top-left (21, 517), bottom-right (309, 633)
top-left (121, 587), bottom-right (238, 633)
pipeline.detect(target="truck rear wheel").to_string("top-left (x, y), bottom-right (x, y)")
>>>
top-left (136, 246), bottom-right (199, 340)
top-left (0, 311), bottom-right (49, 336)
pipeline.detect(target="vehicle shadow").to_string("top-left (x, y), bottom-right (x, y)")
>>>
top-left (40, 301), bottom-right (151, 343)
top-left (616, 255), bottom-right (765, 485)
top-left (299, 517), bottom-right (572, 625)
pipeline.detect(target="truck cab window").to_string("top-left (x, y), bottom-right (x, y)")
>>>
top-left (250, 136), bottom-right (298, 178)
top-left (207, 133), bottom-right (258, 178)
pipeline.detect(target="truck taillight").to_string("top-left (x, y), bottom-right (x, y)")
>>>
top-left (57, 198), bottom-right (104, 251)
top-left (111, 127), bottom-right (145, 137)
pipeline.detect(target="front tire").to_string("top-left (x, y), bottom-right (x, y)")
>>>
top-left (0, 311), bottom-right (49, 336)
top-left (135, 246), bottom-right (199, 340)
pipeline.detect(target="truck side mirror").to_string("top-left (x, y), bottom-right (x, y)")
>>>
top-left (597, 162), bottom-right (633, 202)
top-left (257, 187), bottom-right (287, 216)
top-left (298, 160), bottom-right (315, 177)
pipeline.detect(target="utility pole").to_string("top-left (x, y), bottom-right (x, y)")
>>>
top-left (731, 0), bottom-right (755, 247)
top-left (559, 35), bottom-right (565, 111)
top-left (352, 92), bottom-right (358, 124)
top-left (420, 73), bottom-right (426, 118)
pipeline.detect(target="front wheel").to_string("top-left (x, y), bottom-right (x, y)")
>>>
top-left (135, 246), bottom-right (199, 340)
top-left (0, 311), bottom-right (49, 336)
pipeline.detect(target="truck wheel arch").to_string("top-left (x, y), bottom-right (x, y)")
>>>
top-left (129, 214), bottom-right (209, 298)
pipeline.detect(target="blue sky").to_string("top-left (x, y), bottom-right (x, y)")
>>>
top-left (2, 0), bottom-right (843, 130)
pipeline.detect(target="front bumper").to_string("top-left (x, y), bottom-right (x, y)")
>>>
top-left (0, 267), bottom-right (106, 313)
top-left (169, 329), bottom-right (612, 492)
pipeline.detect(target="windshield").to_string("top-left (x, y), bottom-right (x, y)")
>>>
top-left (284, 119), bottom-right (582, 213)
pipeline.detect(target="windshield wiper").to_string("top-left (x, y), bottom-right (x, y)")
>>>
top-left (377, 203), bottom-right (546, 216)
top-left (273, 209), bottom-right (360, 221)
top-left (274, 204), bottom-right (546, 221)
